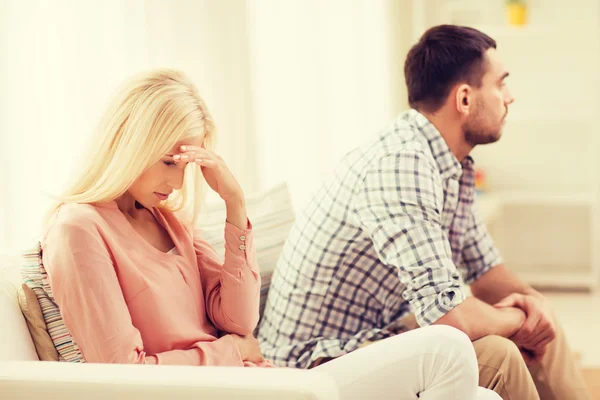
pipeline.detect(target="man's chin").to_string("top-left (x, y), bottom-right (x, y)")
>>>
top-left (466, 131), bottom-right (501, 146)
top-left (485, 131), bottom-right (502, 144)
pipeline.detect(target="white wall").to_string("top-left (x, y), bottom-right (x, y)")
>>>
top-left (246, 0), bottom-right (411, 210)
top-left (0, 0), bottom-right (9, 252)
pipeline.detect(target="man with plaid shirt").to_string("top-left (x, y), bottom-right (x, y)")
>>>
top-left (259, 25), bottom-right (590, 400)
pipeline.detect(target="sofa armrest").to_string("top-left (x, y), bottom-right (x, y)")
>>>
top-left (0, 361), bottom-right (339, 400)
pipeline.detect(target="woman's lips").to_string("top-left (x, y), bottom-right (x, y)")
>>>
top-left (155, 192), bottom-right (169, 201)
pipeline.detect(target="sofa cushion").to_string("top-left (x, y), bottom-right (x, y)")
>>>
top-left (18, 283), bottom-right (59, 361)
top-left (198, 183), bottom-right (295, 327)
top-left (0, 253), bottom-right (39, 361)
top-left (21, 243), bottom-right (84, 363)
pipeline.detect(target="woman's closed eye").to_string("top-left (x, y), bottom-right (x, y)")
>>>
top-left (163, 160), bottom-right (176, 167)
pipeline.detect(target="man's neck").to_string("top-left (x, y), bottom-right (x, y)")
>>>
top-left (418, 108), bottom-right (473, 162)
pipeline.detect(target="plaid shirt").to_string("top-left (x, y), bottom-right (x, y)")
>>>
top-left (258, 109), bottom-right (502, 368)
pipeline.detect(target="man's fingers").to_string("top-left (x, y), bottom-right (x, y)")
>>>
top-left (513, 310), bottom-right (542, 343)
top-left (494, 293), bottom-right (522, 308)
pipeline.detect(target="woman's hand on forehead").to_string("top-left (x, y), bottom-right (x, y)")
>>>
top-left (171, 144), bottom-right (208, 163)
top-left (170, 144), bottom-right (244, 207)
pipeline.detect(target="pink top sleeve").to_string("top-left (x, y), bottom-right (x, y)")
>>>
top-left (195, 220), bottom-right (261, 335)
top-left (43, 213), bottom-right (244, 366)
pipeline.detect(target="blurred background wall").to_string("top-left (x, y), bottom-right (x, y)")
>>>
top-left (0, 0), bottom-right (413, 252)
top-left (1, 0), bottom-right (599, 294)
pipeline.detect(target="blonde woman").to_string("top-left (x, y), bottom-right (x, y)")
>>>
top-left (42, 69), bottom-right (500, 399)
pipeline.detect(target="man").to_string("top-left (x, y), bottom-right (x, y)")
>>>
top-left (258, 25), bottom-right (590, 399)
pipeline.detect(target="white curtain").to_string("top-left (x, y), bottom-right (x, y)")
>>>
top-left (0, 0), bottom-right (257, 252)
top-left (1, 0), bottom-right (411, 252)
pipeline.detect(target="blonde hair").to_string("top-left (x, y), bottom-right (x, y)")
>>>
top-left (48, 68), bottom-right (215, 224)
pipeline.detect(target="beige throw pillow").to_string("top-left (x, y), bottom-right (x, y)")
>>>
top-left (17, 284), bottom-right (59, 361)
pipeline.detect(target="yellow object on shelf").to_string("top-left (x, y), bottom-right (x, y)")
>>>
top-left (507, 3), bottom-right (527, 26)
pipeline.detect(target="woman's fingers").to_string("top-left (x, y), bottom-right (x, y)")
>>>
top-left (174, 146), bottom-right (218, 163)
top-left (194, 158), bottom-right (219, 168)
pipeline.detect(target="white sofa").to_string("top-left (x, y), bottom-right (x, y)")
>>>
top-left (0, 258), bottom-right (505, 400)
top-left (0, 184), bottom-right (340, 399)
top-left (0, 254), bottom-right (338, 400)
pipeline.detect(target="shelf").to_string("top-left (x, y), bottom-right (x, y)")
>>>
top-left (478, 192), bottom-right (597, 207)
top-left (516, 271), bottom-right (597, 290)
top-left (499, 192), bottom-right (597, 206)
top-left (476, 191), bottom-right (598, 226)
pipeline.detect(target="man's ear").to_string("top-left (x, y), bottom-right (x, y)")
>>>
top-left (454, 84), bottom-right (472, 117)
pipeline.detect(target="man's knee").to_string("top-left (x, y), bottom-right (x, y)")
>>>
top-left (475, 335), bottom-right (527, 371)
top-left (474, 335), bottom-right (540, 400)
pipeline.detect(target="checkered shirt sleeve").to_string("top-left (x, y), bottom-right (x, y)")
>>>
top-left (458, 199), bottom-right (503, 284)
top-left (352, 150), bottom-right (466, 327)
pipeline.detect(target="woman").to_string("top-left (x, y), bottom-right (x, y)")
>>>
top-left (42, 69), bottom-right (500, 399)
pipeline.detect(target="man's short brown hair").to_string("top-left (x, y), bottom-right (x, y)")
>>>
top-left (404, 25), bottom-right (497, 113)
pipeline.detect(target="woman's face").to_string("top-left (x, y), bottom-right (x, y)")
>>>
top-left (127, 136), bottom-right (204, 208)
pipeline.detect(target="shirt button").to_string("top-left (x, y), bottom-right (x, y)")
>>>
top-left (240, 235), bottom-right (246, 241)
top-left (239, 244), bottom-right (246, 251)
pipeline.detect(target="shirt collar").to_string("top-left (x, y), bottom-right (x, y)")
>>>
top-left (404, 109), bottom-right (464, 181)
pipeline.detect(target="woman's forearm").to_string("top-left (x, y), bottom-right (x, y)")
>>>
top-left (225, 196), bottom-right (248, 230)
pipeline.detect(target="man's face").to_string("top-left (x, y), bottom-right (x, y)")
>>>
top-left (464, 48), bottom-right (515, 146)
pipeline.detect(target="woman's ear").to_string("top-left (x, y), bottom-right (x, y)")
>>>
top-left (455, 84), bottom-right (472, 117)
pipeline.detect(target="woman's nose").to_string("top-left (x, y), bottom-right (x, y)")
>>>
top-left (169, 165), bottom-right (186, 190)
